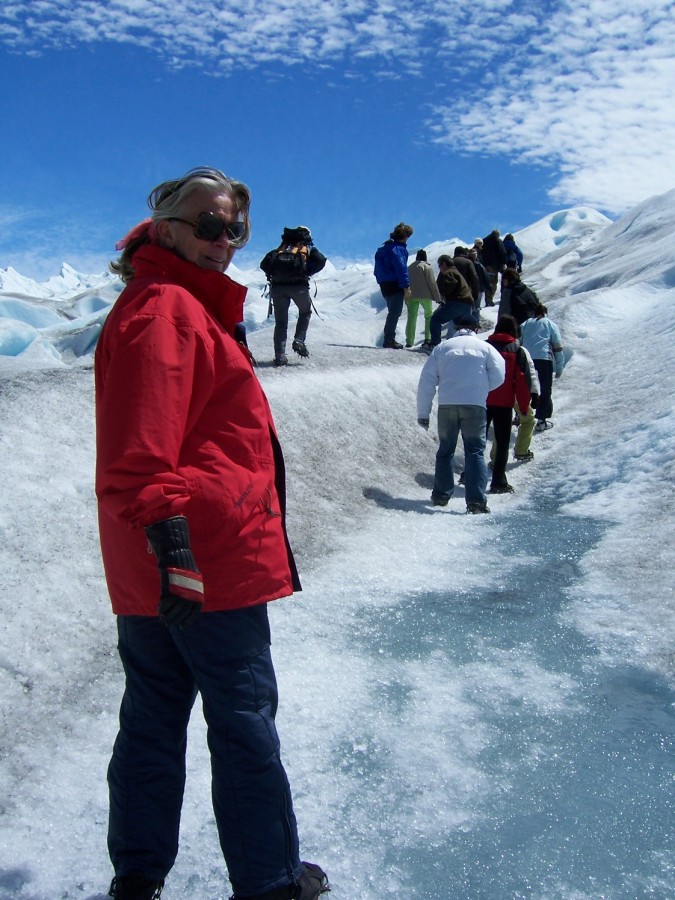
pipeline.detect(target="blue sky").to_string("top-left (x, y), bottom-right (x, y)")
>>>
top-left (1, 0), bottom-right (674, 279)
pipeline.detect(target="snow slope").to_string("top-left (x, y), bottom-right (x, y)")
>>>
top-left (0, 194), bottom-right (673, 899)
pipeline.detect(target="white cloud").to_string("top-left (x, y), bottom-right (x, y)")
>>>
top-left (2, 0), bottom-right (674, 214)
top-left (429, 0), bottom-right (675, 213)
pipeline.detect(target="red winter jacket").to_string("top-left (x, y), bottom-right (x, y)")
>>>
top-left (486, 332), bottom-right (532, 414)
top-left (95, 244), bottom-right (300, 616)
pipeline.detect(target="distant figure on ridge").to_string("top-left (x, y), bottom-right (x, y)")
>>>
top-left (503, 233), bottom-right (524, 272)
top-left (260, 226), bottom-right (327, 366)
top-left (406, 249), bottom-right (440, 350)
top-left (374, 222), bottom-right (414, 348)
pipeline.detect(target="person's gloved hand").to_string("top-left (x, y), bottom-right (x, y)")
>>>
top-left (144, 516), bottom-right (204, 628)
top-left (531, 393), bottom-right (540, 407)
top-left (417, 417), bottom-right (430, 430)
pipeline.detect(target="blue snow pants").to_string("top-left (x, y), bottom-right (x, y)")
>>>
top-left (107, 606), bottom-right (301, 896)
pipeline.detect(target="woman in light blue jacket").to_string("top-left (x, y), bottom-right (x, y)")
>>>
top-left (519, 303), bottom-right (565, 431)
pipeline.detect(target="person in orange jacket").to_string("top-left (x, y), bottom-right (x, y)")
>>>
top-left (96, 166), bottom-right (329, 900)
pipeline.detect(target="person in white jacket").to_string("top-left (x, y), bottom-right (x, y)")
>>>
top-left (417, 318), bottom-right (505, 513)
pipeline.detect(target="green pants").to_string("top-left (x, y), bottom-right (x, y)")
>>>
top-left (405, 298), bottom-right (434, 346)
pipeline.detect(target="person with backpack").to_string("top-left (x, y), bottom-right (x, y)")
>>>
top-left (499, 268), bottom-right (539, 325)
top-left (486, 315), bottom-right (533, 494)
top-left (481, 229), bottom-right (507, 305)
top-left (428, 255), bottom-right (476, 348)
top-left (520, 303), bottom-right (565, 432)
top-left (260, 226), bottom-right (327, 366)
top-left (503, 233), bottom-right (524, 272)
top-left (374, 222), bottom-right (414, 348)
top-left (405, 249), bottom-right (441, 349)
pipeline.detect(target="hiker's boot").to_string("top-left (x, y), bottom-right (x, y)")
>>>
top-left (292, 339), bottom-right (310, 358)
top-left (230, 862), bottom-right (330, 900)
top-left (108, 874), bottom-right (164, 899)
top-left (273, 354), bottom-right (288, 367)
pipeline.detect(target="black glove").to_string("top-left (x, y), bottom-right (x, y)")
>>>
top-left (418, 418), bottom-right (430, 430)
top-left (530, 393), bottom-right (539, 407)
top-left (144, 516), bottom-right (204, 628)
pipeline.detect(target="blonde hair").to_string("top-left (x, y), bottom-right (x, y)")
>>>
top-left (111, 167), bottom-right (251, 283)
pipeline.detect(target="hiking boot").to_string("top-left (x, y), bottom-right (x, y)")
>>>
top-left (108, 874), bottom-right (164, 899)
top-left (230, 862), bottom-right (330, 900)
top-left (458, 472), bottom-right (465, 486)
top-left (535, 419), bottom-right (553, 432)
top-left (431, 493), bottom-right (450, 506)
top-left (383, 339), bottom-right (403, 349)
top-left (273, 354), bottom-right (288, 367)
top-left (292, 339), bottom-right (310, 358)
top-left (466, 502), bottom-right (490, 514)
top-left (514, 450), bottom-right (534, 461)
top-left (489, 483), bottom-right (515, 494)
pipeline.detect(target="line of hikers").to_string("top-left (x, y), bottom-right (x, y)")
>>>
top-left (259, 221), bottom-right (526, 364)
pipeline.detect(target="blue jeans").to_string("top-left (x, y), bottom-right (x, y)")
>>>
top-left (429, 302), bottom-right (478, 345)
top-left (382, 288), bottom-right (405, 342)
top-left (108, 607), bottom-right (301, 896)
top-left (433, 405), bottom-right (488, 505)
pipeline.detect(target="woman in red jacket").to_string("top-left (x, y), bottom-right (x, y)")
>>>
top-left (486, 315), bottom-right (532, 494)
top-left (96, 167), bottom-right (328, 900)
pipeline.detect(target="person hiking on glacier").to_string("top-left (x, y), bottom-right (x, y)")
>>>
top-left (260, 226), bottom-right (327, 366)
top-left (96, 166), bottom-right (329, 900)
top-left (374, 221), bottom-right (413, 348)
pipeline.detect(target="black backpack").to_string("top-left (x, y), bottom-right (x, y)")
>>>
top-left (260, 226), bottom-right (313, 282)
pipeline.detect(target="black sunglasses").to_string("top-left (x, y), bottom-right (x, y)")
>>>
top-left (170, 212), bottom-right (247, 245)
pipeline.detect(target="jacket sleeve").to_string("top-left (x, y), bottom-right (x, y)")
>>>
top-left (426, 265), bottom-right (442, 302)
top-left (96, 311), bottom-right (214, 528)
top-left (513, 350), bottom-right (532, 414)
top-left (550, 321), bottom-right (565, 375)
top-left (520, 345), bottom-right (540, 395)
top-left (306, 247), bottom-right (327, 277)
top-left (392, 244), bottom-right (410, 288)
top-left (416, 354), bottom-right (440, 419)
top-left (260, 251), bottom-right (275, 278)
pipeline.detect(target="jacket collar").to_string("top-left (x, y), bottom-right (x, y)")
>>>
top-left (130, 244), bottom-right (247, 334)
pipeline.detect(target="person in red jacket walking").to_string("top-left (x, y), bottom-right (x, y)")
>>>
top-left (96, 167), bottom-right (329, 900)
top-left (486, 315), bottom-right (533, 495)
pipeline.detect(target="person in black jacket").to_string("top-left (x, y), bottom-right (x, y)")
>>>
top-left (498, 268), bottom-right (539, 325)
top-left (481, 229), bottom-right (507, 305)
top-left (261, 226), bottom-right (327, 365)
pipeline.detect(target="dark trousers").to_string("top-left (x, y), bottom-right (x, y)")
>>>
top-left (533, 358), bottom-right (554, 420)
top-left (486, 406), bottom-right (513, 488)
top-left (430, 302), bottom-right (478, 345)
top-left (382, 288), bottom-right (405, 342)
top-left (108, 607), bottom-right (301, 896)
top-left (271, 284), bottom-right (312, 357)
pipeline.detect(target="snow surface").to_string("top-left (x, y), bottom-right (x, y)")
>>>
top-left (0, 194), bottom-right (674, 899)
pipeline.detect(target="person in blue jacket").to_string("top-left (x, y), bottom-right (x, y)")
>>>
top-left (374, 222), bottom-right (413, 348)
top-left (503, 233), bottom-right (524, 272)
top-left (519, 303), bottom-right (565, 431)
